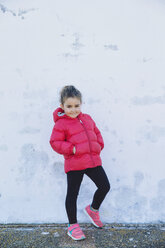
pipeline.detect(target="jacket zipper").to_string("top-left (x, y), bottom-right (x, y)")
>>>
top-left (77, 117), bottom-right (95, 166)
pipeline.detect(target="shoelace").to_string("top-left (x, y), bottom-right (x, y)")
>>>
top-left (69, 225), bottom-right (83, 236)
top-left (91, 211), bottom-right (101, 224)
top-left (74, 227), bottom-right (83, 235)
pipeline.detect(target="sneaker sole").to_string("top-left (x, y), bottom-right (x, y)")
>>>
top-left (83, 208), bottom-right (103, 228)
top-left (67, 231), bottom-right (86, 241)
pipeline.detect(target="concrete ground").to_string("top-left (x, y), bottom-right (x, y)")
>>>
top-left (0, 223), bottom-right (165, 248)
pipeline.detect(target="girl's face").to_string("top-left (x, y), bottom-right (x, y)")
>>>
top-left (60, 97), bottom-right (81, 118)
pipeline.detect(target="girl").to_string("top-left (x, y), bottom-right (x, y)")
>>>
top-left (49, 85), bottom-right (110, 241)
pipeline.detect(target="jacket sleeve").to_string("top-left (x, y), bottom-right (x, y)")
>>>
top-left (87, 115), bottom-right (104, 150)
top-left (49, 122), bottom-right (74, 155)
top-left (94, 122), bottom-right (104, 150)
top-left (87, 114), bottom-right (104, 150)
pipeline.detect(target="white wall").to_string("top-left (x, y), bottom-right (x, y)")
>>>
top-left (0, 0), bottom-right (165, 223)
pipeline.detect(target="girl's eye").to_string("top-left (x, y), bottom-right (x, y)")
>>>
top-left (67, 105), bottom-right (79, 108)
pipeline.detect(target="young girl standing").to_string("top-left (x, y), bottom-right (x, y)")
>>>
top-left (49, 85), bottom-right (110, 241)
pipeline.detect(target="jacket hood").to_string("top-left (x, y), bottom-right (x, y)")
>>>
top-left (53, 107), bottom-right (66, 123)
top-left (53, 107), bottom-right (82, 123)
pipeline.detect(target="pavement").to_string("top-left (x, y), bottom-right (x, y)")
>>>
top-left (0, 223), bottom-right (165, 248)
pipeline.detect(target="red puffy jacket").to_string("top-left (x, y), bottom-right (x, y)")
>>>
top-left (49, 107), bottom-right (104, 173)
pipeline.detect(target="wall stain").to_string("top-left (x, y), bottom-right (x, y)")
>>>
top-left (137, 57), bottom-right (152, 63)
top-left (104, 44), bottom-right (119, 51)
top-left (0, 3), bottom-right (16, 16)
top-left (111, 130), bottom-right (117, 137)
top-left (139, 126), bottom-right (165, 142)
top-left (114, 186), bottom-right (147, 220)
top-left (19, 127), bottom-right (40, 134)
top-left (0, 145), bottom-right (8, 152)
top-left (134, 171), bottom-right (144, 187)
top-left (23, 89), bottom-right (48, 99)
top-left (17, 144), bottom-right (49, 182)
top-left (146, 120), bottom-right (152, 124)
top-left (135, 140), bottom-right (141, 146)
top-left (103, 126), bottom-right (109, 132)
top-left (131, 95), bottom-right (165, 105)
top-left (51, 162), bottom-right (66, 196)
top-left (16, 68), bottom-right (23, 77)
top-left (87, 98), bottom-right (100, 104)
top-left (119, 140), bottom-right (124, 145)
top-left (157, 179), bottom-right (165, 196)
top-left (0, 3), bottom-right (37, 19)
top-left (72, 33), bottom-right (84, 51)
top-left (0, 91), bottom-right (4, 97)
top-left (18, 8), bottom-right (38, 19)
top-left (150, 179), bottom-right (165, 213)
top-left (63, 53), bottom-right (80, 59)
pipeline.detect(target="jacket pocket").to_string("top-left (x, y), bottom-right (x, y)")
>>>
top-left (75, 142), bottom-right (90, 156)
top-left (91, 142), bottom-right (101, 154)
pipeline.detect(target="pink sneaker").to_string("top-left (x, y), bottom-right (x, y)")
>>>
top-left (67, 223), bottom-right (86, 241)
top-left (84, 205), bottom-right (103, 228)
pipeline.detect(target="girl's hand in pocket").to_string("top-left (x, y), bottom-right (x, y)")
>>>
top-left (73, 146), bottom-right (76, 154)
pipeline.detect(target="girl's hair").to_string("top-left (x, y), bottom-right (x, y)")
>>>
top-left (60, 85), bottom-right (82, 105)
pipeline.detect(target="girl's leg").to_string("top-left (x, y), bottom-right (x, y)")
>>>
top-left (65, 170), bottom-right (84, 224)
top-left (85, 166), bottom-right (110, 210)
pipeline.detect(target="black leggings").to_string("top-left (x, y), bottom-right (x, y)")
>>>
top-left (65, 166), bottom-right (110, 224)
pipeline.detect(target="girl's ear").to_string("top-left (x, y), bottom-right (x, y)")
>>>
top-left (60, 104), bottom-right (64, 110)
